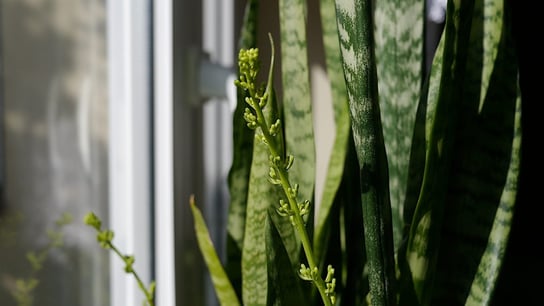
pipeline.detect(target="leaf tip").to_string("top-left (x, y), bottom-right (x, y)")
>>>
top-left (189, 194), bottom-right (196, 206)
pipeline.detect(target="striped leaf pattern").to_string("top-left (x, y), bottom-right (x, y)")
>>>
top-left (241, 88), bottom-right (284, 305)
top-left (478, 0), bottom-right (503, 112)
top-left (279, 0), bottom-right (315, 207)
top-left (194, 0), bottom-right (524, 305)
top-left (314, 0), bottom-right (351, 264)
top-left (265, 213), bottom-right (307, 305)
top-left (226, 0), bottom-right (259, 297)
top-left (466, 95), bottom-right (521, 305)
top-left (431, 1), bottom-right (521, 303)
top-left (374, 0), bottom-right (425, 249)
top-left (402, 0), bottom-right (477, 303)
top-left (334, 0), bottom-right (397, 304)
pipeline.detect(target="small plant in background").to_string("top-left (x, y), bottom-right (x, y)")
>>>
top-left (2, 212), bottom-right (73, 306)
top-left (84, 212), bottom-right (156, 306)
top-left (0, 211), bottom-right (23, 248)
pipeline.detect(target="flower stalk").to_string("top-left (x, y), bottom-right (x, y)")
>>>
top-left (235, 33), bottom-right (336, 306)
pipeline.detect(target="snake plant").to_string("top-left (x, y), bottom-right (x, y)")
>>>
top-left (191, 0), bottom-right (523, 305)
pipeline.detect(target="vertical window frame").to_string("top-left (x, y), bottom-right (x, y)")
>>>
top-left (107, 0), bottom-right (154, 305)
top-left (153, 0), bottom-right (176, 305)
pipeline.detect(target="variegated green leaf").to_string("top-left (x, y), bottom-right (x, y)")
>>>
top-left (374, 0), bottom-right (425, 248)
top-left (241, 97), bottom-right (283, 305)
top-left (339, 139), bottom-right (370, 305)
top-left (466, 94), bottom-right (521, 306)
top-left (395, 40), bottom-right (441, 306)
top-left (314, 0), bottom-right (351, 265)
top-left (429, 3), bottom-right (521, 304)
top-left (398, 30), bottom-right (446, 306)
top-left (227, 0), bottom-right (259, 296)
top-left (478, 0), bottom-right (503, 112)
top-left (402, 1), bottom-right (476, 304)
top-left (279, 0), bottom-right (315, 207)
top-left (269, 197), bottom-right (301, 268)
top-left (265, 212), bottom-right (307, 305)
top-left (334, 0), bottom-right (397, 304)
top-left (190, 197), bottom-right (241, 306)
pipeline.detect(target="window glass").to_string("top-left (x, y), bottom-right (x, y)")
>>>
top-left (0, 0), bottom-right (110, 305)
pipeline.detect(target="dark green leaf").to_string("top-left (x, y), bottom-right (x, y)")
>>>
top-left (401, 1), bottom-right (476, 304)
top-left (266, 212), bottom-right (307, 305)
top-left (334, 0), bottom-right (397, 304)
top-left (430, 2), bottom-right (521, 304)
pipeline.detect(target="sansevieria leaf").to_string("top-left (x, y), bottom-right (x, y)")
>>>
top-left (190, 196), bottom-right (240, 306)
top-left (265, 212), bottom-right (307, 305)
top-left (466, 95), bottom-right (521, 306)
top-left (241, 91), bottom-right (283, 305)
top-left (227, 0), bottom-right (259, 297)
top-left (478, 0), bottom-right (503, 112)
top-left (402, 1), bottom-right (475, 304)
top-left (334, 0), bottom-right (397, 304)
top-left (374, 0), bottom-right (425, 249)
top-left (314, 0), bottom-right (351, 265)
top-left (430, 1), bottom-right (521, 304)
top-left (279, 0), bottom-right (315, 209)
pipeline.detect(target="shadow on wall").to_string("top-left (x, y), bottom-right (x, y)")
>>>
top-left (0, 0), bottom-right (110, 305)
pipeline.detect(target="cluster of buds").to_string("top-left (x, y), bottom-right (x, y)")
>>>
top-left (299, 264), bottom-right (336, 304)
top-left (324, 265), bottom-right (337, 304)
top-left (84, 212), bottom-right (113, 249)
top-left (235, 48), bottom-right (259, 93)
top-left (268, 154), bottom-right (294, 183)
top-left (84, 213), bottom-right (132, 272)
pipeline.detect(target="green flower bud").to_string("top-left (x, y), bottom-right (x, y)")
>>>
top-left (124, 255), bottom-right (135, 273)
top-left (84, 212), bottom-right (102, 231)
top-left (97, 230), bottom-right (114, 249)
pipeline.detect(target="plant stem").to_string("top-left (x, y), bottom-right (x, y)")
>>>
top-left (108, 243), bottom-right (155, 306)
top-left (242, 34), bottom-right (334, 306)
top-left (277, 169), bottom-right (332, 306)
top-left (257, 103), bottom-right (332, 306)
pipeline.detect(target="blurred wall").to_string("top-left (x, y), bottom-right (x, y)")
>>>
top-left (0, 0), bottom-right (110, 305)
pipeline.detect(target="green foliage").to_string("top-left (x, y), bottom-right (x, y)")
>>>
top-left (3, 212), bottom-right (73, 306)
top-left (193, 0), bottom-right (522, 305)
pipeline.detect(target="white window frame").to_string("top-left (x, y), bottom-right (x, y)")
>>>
top-left (107, 0), bottom-right (155, 305)
top-left (153, 0), bottom-right (176, 305)
top-left (107, 0), bottom-right (234, 305)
